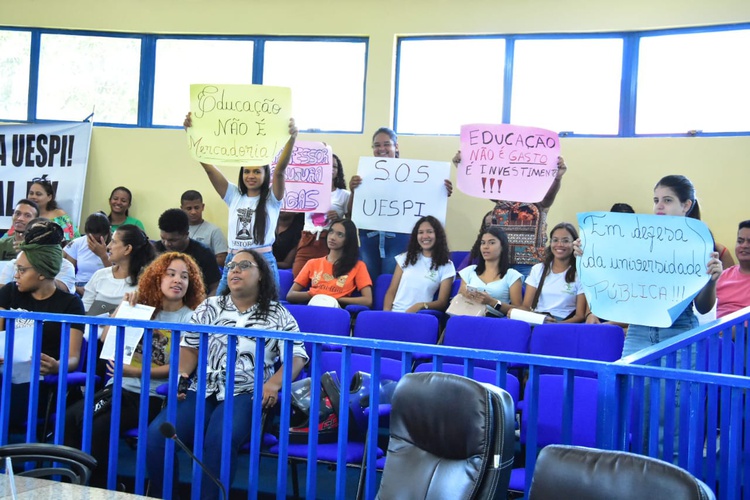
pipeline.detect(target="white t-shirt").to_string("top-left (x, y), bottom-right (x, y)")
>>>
top-left (392, 253), bottom-right (455, 312)
top-left (188, 220), bottom-right (228, 255)
top-left (64, 235), bottom-right (107, 284)
top-left (224, 185), bottom-right (281, 250)
top-left (302, 188), bottom-right (351, 234)
top-left (0, 254), bottom-right (76, 294)
top-left (82, 267), bottom-right (137, 312)
top-left (458, 265), bottom-right (522, 305)
top-left (525, 263), bottom-right (583, 319)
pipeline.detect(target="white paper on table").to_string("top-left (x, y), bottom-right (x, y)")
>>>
top-left (0, 327), bottom-right (34, 383)
top-left (99, 302), bottom-right (155, 365)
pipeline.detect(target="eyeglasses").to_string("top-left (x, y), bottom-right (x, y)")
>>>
top-left (551, 238), bottom-right (573, 245)
top-left (31, 176), bottom-right (52, 186)
top-left (14, 265), bottom-right (34, 276)
top-left (226, 260), bottom-right (259, 271)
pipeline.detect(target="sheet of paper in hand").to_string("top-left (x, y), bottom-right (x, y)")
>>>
top-left (100, 302), bottom-right (156, 365)
top-left (576, 212), bottom-right (712, 328)
top-left (458, 124), bottom-right (560, 202)
top-left (187, 83), bottom-right (291, 167)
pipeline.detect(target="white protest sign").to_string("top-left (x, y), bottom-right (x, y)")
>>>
top-left (351, 157), bottom-right (449, 234)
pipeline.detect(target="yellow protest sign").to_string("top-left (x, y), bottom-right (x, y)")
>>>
top-left (187, 84), bottom-right (292, 166)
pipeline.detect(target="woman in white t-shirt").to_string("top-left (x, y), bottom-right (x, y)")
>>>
top-left (292, 153), bottom-right (351, 276)
top-left (384, 216), bottom-right (455, 313)
top-left (522, 222), bottom-right (586, 322)
top-left (183, 113), bottom-right (297, 293)
top-left (457, 225), bottom-right (523, 316)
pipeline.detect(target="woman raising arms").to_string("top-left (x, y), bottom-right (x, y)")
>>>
top-left (384, 216), bottom-right (455, 313)
top-left (184, 113), bottom-right (298, 292)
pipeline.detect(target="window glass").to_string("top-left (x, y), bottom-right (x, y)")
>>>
top-left (636, 29), bottom-right (750, 134)
top-left (153, 39), bottom-right (254, 126)
top-left (511, 38), bottom-right (623, 135)
top-left (263, 40), bottom-right (366, 132)
top-left (396, 38), bottom-right (505, 135)
top-left (37, 34), bottom-right (141, 123)
top-left (0, 30), bottom-right (32, 120)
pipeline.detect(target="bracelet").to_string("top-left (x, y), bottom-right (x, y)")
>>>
top-left (585, 312), bottom-right (593, 319)
top-left (423, 302), bottom-right (429, 310)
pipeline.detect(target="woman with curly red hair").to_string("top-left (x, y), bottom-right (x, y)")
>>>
top-left (65, 252), bottom-right (205, 488)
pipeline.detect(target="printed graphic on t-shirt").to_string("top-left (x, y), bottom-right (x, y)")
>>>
top-left (236, 207), bottom-right (256, 243)
top-left (311, 270), bottom-right (347, 290)
top-left (132, 329), bottom-right (170, 367)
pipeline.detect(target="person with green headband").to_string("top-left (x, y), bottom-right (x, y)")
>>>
top-left (0, 219), bottom-right (85, 429)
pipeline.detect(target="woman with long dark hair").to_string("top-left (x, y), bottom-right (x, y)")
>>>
top-left (521, 222), bottom-right (586, 322)
top-left (183, 113), bottom-right (297, 292)
top-left (457, 225), bottom-right (523, 316)
top-left (107, 186), bottom-right (145, 232)
top-left (287, 218), bottom-right (373, 308)
top-left (65, 252), bottom-right (205, 488)
top-left (64, 212), bottom-right (112, 296)
top-left (146, 249), bottom-right (307, 499)
top-left (384, 216), bottom-right (455, 313)
top-left (291, 153), bottom-right (351, 276)
top-left (25, 174), bottom-right (79, 242)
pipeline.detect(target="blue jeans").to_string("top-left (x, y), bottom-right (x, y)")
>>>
top-left (217, 251), bottom-right (279, 296)
top-left (146, 391), bottom-right (255, 500)
top-left (622, 306), bottom-right (698, 358)
top-left (358, 230), bottom-right (409, 279)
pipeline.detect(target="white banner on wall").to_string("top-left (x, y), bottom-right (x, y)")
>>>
top-left (0, 121), bottom-right (92, 230)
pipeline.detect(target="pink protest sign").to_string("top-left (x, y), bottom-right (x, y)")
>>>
top-left (270, 141), bottom-right (332, 212)
top-left (458, 124), bottom-right (560, 202)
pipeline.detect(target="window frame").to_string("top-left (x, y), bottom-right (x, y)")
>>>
top-left (394, 23), bottom-right (750, 138)
top-left (0, 27), bottom-right (368, 133)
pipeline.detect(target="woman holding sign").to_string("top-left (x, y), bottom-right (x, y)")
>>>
top-left (579, 175), bottom-right (722, 355)
top-left (64, 251), bottom-right (205, 488)
top-left (348, 127), bottom-right (452, 278)
top-left (184, 113), bottom-right (298, 293)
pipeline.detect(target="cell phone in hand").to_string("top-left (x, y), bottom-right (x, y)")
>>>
top-left (177, 376), bottom-right (190, 395)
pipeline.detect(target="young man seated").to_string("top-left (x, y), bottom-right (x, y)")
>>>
top-left (180, 190), bottom-right (228, 268)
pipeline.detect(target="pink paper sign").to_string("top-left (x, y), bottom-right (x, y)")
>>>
top-left (270, 141), bottom-right (332, 213)
top-left (458, 124), bottom-right (560, 202)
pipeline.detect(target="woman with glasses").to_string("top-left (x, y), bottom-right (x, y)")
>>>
top-left (521, 222), bottom-right (586, 323)
top-left (183, 113), bottom-right (297, 293)
top-left (146, 248), bottom-right (307, 500)
top-left (0, 219), bottom-right (85, 428)
top-left (24, 175), bottom-right (79, 242)
top-left (347, 127), bottom-right (452, 279)
top-left (457, 225), bottom-right (523, 316)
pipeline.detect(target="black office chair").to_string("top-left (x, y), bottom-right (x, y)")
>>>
top-left (528, 445), bottom-right (716, 500)
top-left (376, 372), bottom-right (515, 500)
top-left (0, 443), bottom-right (97, 485)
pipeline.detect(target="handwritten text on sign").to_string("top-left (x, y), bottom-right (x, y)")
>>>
top-left (458, 124), bottom-right (560, 202)
top-left (270, 141), bottom-right (332, 213)
top-left (351, 157), bottom-right (449, 233)
top-left (187, 84), bottom-right (291, 167)
top-left (576, 212), bottom-right (712, 328)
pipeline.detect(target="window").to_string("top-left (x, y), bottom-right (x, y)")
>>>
top-left (37, 33), bottom-right (141, 123)
top-left (636, 28), bottom-right (750, 134)
top-left (263, 40), bottom-right (367, 132)
top-left (511, 38), bottom-right (623, 135)
top-left (396, 38), bottom-right (506, 135)
top-left (0, 30), bottom-right (31, 121)
top-left (152, 39), bottom-right (255, 126)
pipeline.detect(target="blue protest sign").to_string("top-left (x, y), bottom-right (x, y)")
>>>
top-left (576, 212), bottom-right (713, 328)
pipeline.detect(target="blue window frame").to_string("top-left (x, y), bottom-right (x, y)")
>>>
top-left (0, 27), bottom-right (368, 133)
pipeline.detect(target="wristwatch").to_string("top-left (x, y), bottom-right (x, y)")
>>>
top-left (493, 300), bottom-right (503, 312)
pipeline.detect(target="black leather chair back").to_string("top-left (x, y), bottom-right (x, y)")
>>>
top-left (0, 442), bottom-right (97, 485)
top-left (528, 445), bottom-right (716, 500)
top-left (376, 372), bottom-right (515, 500)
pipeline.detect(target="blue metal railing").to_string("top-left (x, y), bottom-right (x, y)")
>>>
top-left (1, 306), bottom-right (749, 499)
